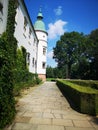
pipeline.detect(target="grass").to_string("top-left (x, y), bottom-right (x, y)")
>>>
top-left (46, 78), bottom-right (57, 81)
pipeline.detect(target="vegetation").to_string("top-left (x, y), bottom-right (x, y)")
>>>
top-left (57, 80), bottom-right (98, 115)
top-left (0, 0), bottom-right (41, 129)
top-left (0, 37), bottom-right (16, 129)
top-left (0, 0), bottom-right (17, 128)
top-left (68, 80), bottom-right (98, 90)
top-left (52, 29), bottom-right (98, 80)
top-left (13, 48), bottom-right (42, 96)
top-left (46, 65), bottom-right (65, 78)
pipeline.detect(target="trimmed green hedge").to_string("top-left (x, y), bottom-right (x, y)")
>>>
top-left (69, 80), bottom-right (98, 90)
top-left (56, 80), bottom-right (98, 115)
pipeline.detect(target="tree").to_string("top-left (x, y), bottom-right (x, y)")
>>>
top-left (89, 29), bottom-right (98, 79)
top-left (53, 31), bottom-right (87, 79)
top-left (46, 65), bottom-right (54, 78)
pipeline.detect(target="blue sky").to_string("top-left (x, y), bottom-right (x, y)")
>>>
top-left (24, 0), bottom-right (98, 67)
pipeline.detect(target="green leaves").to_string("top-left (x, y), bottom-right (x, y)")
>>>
top-left (53, 30), bottom-right (98, 79)
top-left (0, 0), bottom-right (17, 128)
top-left (0, 37), bottom-right (16, 129)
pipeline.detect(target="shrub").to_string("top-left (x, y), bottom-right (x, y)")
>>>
top-left (69, 80), bottom-right (98, 90)
top-left (56, 80), bottom-right (98, 115)
top-left (0, 38), bottom-right (16, 128)
top-left (0, 0), bottom-right (17, 128)
top-left (13, 48), bottom-right (42, 96)
top-left (34, 73), bottom-right (42, 84)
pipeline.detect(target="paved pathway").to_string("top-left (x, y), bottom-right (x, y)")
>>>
top-left (5, 82), bottom-right (98, 130)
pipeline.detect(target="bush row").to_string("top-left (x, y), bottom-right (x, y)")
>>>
top-left (69, 80), bottom-right (98, 90)
top-left (13, 71), bottom-right (42, 96)
top-left (56, 80), bottom-right (98, 115)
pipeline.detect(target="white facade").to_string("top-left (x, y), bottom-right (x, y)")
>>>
top-left (0, 0), bottom-right (48, 80)
top-left (34, 10), bottom-right (48, 81)
top-left (36, 30), bottom-right (47, 77)
top-left (14, 0), bottom-right (38, 73)
top-left (0, 0), bottom-right (9, 35)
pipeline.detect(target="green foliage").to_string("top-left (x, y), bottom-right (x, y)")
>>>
top-left (13, 73), bottom-right (42, 96)
top-left (13, 47), bottom-right (28, 83)
top-left (0, 37), bottom-right (16, 129)
top-left (68, 80), bottom-right (98, 90)
top-left (0, 0), bottom-right (42, 129)
top-left (13, 48), bottom-right (42, 96)
top-left (46, 65), bottom-right (54, 78)
top-left (89, 29), bottom-right (98, 79)
top-left (6, 0), bottom-right (17, 35)
top-left (34, 74), bottom-right (42, 84)
top-left (0, 0), bottom-right (17, 128)
top-left (53, 29), bottom-right (98, 80)
top-left (53, 32), bottom-right (87, 78)
top-left (57, 80), bottom-right (98, 115)
top-left (46, 66), bottom-right (65, 79)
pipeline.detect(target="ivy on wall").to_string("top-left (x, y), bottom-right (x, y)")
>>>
top-left (0, 0), bottom-right (41, 128)
top-left (0, 0), bottom-right (17, 128)
top-left (6, 0), bottom-right (18, 64)
top-left (0, 36), bottom-right (16, 128)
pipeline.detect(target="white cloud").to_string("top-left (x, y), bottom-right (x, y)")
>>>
top-left (54, 6), bottom-right (63, 16)
top-left (47, 19), bottom-right (67, 39)
top-left (47, 50), bottom-right (53, 59)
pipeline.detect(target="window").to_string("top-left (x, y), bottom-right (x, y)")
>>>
top-left (29, 28), bottom-right (32, 38)
top-left (0, 2), bottom-right (3, 15)
top-left (23, 33), bottom-right (26, 38)
top-left (26, 52), bottom-right (30, 65)
top-left (34, 37), bottom-right (36, 43)
top-left (29, 28), bottom-right (32, 35)
top-left (24, 17), bottom-right (27, 31)
top-left (43, 47), bottom-right (46, 55)
top-left (28, 41), bottom-right (31, 45)
top-left (0, 2), bottom-right (3, 22)
top-left (43, 35), bottom-right (45, 38)
top-left (42, 62), bottom-right (46, 69)
top-left (32, 58), bottom-right (35, 67)
top-left (35, 60), bottom-right (37, 67)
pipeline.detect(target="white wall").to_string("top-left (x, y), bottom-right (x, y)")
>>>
top-left (36, 31), bottom-right (48, 74)
top-left (0, 0), bottom-right (9, 35)
top-left (0, 0), bottom-right (48, 76)
top-left (14, 0), bottom-right (38, 73)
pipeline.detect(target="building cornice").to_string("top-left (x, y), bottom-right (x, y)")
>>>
top-left (35, 30), bottom-right (48, 36)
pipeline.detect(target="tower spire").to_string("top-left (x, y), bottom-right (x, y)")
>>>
top-left (39, 6), bottom-right (42, 12)
top-left (37, 7), bottom-right (43, 19)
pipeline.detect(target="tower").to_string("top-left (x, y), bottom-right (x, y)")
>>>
top-left (34, 8), bottom-right (48, 81)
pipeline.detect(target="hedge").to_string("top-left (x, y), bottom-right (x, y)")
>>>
top-left (69, 80), bottom-right (98, 90)
top-left (56, 80), bottom-right (98, 115)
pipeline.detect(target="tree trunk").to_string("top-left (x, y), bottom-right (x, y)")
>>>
top-left (66, 63), bottom-right (71, 79)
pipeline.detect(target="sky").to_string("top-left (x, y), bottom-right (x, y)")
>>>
top-left (24, 0), bottom-right (98, 68)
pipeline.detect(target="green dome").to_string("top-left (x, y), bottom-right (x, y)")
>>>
top-left (34, 9), bottom-right (46, 32)
top-left (34, 20), bottom-right (46, 32)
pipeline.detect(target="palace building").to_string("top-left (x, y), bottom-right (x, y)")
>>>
top-left (0, 0), bottom-right (48, 81)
